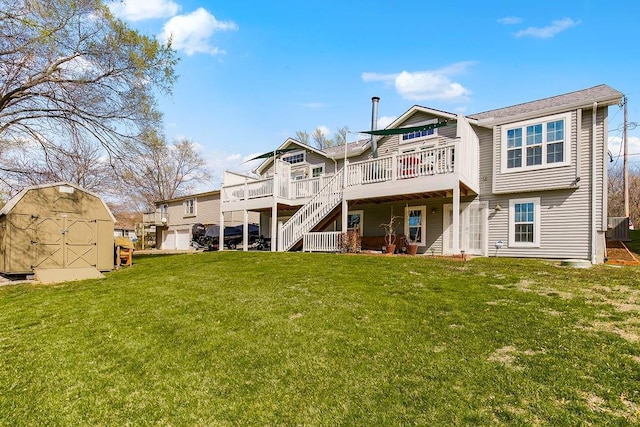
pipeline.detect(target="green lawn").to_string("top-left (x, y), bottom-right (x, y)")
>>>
top-left (1, 252), bottom-right (640, 425)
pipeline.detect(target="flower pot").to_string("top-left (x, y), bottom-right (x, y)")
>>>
top-left (385, 244), bottom-right (396, 254)
top-left (406, 244), bottom-right (418, 255)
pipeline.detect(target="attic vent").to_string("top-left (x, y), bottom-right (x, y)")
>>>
top-left (58, 186), bottom-right (74, 194)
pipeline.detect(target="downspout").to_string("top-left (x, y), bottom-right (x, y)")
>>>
top-left (371, 96), bottom-right (380, 158)
top-left (591, 102), bottom-right (597, 264)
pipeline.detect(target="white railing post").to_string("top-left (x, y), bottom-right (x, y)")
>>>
top-left (277, 221), bottom-right (284, 251)
top-left (392, 152), bottom-right (398, 181)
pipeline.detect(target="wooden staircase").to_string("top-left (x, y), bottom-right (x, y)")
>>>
top-left (279, 169), bottom-right (344, 251)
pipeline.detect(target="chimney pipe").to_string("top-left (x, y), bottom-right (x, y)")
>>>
top-left (371, 96), bottom-right (380, 158)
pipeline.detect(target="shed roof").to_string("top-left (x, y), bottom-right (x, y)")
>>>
top-left (0, 182), bottom-right (116, 222)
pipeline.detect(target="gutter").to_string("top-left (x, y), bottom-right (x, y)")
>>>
top-left (591, 102), bottom-right (597, 264)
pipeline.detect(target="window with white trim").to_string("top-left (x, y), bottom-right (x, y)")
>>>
top-left (184, 198), bottom-right (195, 216)
top-left (347, 210), bottom-right (363, 233)
top-left (508, 198), bottom-right (540, 247)
top-left (311, 164), bottom-right (324, 177)
top-left (502, 113), bottom-right (570, 172)
top-left (404, 206), bottom-right (426, 245)
top-left (291, 169), bottom-right (306, 180)
top-left (282, 151), bottom-right (305, 164)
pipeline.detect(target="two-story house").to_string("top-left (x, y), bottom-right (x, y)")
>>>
top-left (220, 84), bottom-right (622, 264)
top-left (145, 190), bottom-right (259, 250)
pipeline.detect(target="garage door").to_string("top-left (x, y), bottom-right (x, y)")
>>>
top-left (161, 230), bottom-right (175, 250)
top-left (175, 230), bottom-right (190, 250)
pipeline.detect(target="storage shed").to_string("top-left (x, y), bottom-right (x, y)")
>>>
top-left (0, 182), bottom-right (116, 276)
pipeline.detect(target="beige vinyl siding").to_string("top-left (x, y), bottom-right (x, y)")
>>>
top-left (482, 106), bottom-right (609, 260)
top-left (260, 143), bottom-right (333, 177)
top-left (484, 189), bottom-right (589, 259)
top-left (594, 107), bottom-right (607, 231)
top-left (343, 200), bottom-right (452, 255)
top-left (164, 193), bottom-right (257, 230)
top-left (376, 111), bottom-right (457, 156)
top-left (192, 194), bottom-right (219, 224)
top-left (476, 126), bottom-right (494, 196)
top-left (347, 149), bottom-right (374, 164)
top-left (493, 111), bottom-right (579, 193)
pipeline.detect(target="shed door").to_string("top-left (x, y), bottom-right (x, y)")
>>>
top-left (64, 218), bottom-right (98, 268)
top-left (32, 216), bottom-right (98, 269)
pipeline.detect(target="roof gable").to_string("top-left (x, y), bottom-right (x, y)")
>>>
top-left (256, 138), bottom-right (330, 174)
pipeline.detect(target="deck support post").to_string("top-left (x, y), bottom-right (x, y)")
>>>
top-left (219, 210), bottom-right (225, 252)
top-left (271, 172), bottom-right (279, 252)
top-left (341, 199), bottom-right (348, 234)
top-left (452, 185), bottom-right (460, 255)
top-left (243, 209), bottom-right (249, 251)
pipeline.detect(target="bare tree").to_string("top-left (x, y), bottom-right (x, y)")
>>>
top-left (608, 164), bottom-right (640, 226)
top-left (333, 126), bottom-right (349, 146)
top-left (0, 0), bottom-right (177, 161)
top-left (312, 128), bottom-right (333, 150)
top-left (0, 132), bottom-right (117, 194)
top-left (296, 125), bottom-right (349, 149)
top-left (295, 131), bottom-right (310, 145)
top-left (121, 132), bottom-right (211, 209)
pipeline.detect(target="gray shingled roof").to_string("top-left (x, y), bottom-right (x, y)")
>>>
top-left (468, 84), bottom-right (623, 121)
top-left (323, 138), bottom-right (369, 158)
top-left (306, 85), bottom-right (623, 158)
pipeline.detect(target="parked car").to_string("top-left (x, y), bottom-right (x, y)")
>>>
top-left (192, 223), bottom-right (261, 250)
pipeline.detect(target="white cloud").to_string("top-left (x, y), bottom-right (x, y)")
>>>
top-left (498, 16), bottom-right (522, 25)
top-left (377, 116), bottom-right (396, 130)
top-left (109, 0), bottom-right (180, 21)
top-left (514, 18), bottom-right (580, 39)
top-left (363, 62), bottom-right (473, 102)
top-left (159, 8), bottom-right (238, 56)
top-left (609, 135), bottom-right (640, 164)
top-left (316, 125), bottom-right (331, 137)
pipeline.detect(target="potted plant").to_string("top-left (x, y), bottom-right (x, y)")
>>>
top-left (379, 211), bottom-right (401, 254)
top-left (403, 229), bottom-right (420, 256)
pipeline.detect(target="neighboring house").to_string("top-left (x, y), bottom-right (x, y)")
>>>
top-left (144, 190), bottom-right (259, 250)
top-left (220, 84), bottom-right (622, 264)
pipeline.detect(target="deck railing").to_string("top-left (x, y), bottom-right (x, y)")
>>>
top-left (346, 143), bottom-right (457, 187)
top-left (303, 231), bottom-right (341, 252)
top-left (222, 175), bottom-right (336, 203)
top-left (142, 211), bottom-right (168, 225)
top-left (222, 177), bottom-right (274, 202)
top-left (278, 169), bottom-right (343, 252)
top-left (290, 175), bottom-right (334, 199)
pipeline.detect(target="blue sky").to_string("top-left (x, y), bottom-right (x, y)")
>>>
top-left (109, 0), bottom-right (640, 188)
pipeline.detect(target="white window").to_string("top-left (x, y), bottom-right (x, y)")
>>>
top-left (282, 151), bottom-right (305, 164)
top-left (404, 206), bottom-right (426, 245)
top-left (400, 119), bottom-right (438, 145)
top-left (184, 198), bottom-right (195, 216)
top-left (291, 169), bottom-right (306, 180)
top-left (311, 164), bottom-right (324, 177)
top-left (347, 210), bottom-right (363, 233)
top-left (508, 198), bottom-right (540, 247)
top-left (501, 113), bottom-right (570, 172)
